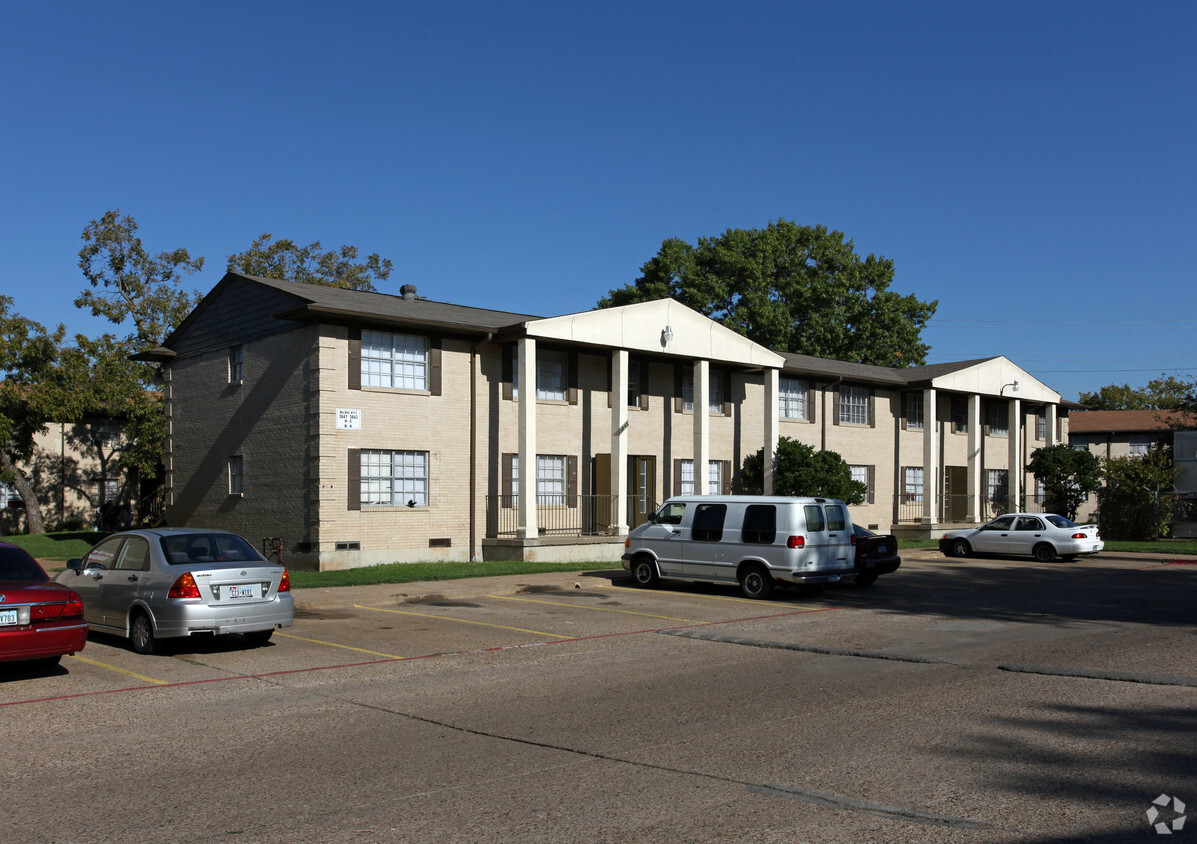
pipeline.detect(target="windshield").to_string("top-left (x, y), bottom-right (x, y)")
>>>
top-left (1045, 515), bottom-right (1079, 529)
top-left (0, 546), bottom-right (48, 581)
top-left (159, 533), bottom-right (266, 565)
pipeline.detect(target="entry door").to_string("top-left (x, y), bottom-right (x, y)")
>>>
top-left (628, 456), bottom-right (656, 529)
top-left (945, 466), bottom-right (968, 522)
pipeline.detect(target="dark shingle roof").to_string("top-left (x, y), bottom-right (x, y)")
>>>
top-left (1068, 409), bottom-right (1191, 433)
top-left (778, 352), bottom-right (1001, 388)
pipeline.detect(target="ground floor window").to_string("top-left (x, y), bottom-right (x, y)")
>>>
top-left (362, 449), bottom-right (428, 507)
top-left (987, 469), bottom-right (1009, 508)
top-left (228, 455), bottom-right (244, 495)
top-left (903, 467), bottom-right (924, 503)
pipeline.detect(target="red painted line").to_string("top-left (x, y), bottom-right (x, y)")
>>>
top-left (0, 605), bottom-right (847, 709)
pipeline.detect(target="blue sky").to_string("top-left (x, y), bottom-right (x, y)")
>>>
top-left (2, 0), bottom-right (1193, 402)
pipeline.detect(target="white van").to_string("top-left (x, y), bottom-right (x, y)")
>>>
top-left (621, 495), bottom-right (858, 599)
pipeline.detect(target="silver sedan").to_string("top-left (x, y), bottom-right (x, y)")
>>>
top-left (938, 513), bottom-right (1103, 563)
top-left (57, 528), bottom-right (293, 655)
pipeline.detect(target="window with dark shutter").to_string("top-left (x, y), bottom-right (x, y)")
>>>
top-left (347, 449), bottom-right (361, 510)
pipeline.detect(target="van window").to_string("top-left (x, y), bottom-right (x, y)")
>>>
top-left (655, 503), bottom-right (686, 525)
top-left (804, 505), bottom-right (825, 532)
top-left (826, 504), bottom-right (846, 532)
top-left (692, 504), bottom-right (727, 542)
top-left (741, 505), bottom-right (776, 544)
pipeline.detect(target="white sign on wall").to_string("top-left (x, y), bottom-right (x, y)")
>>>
top-left (336, 408), bottom-right (362, 430)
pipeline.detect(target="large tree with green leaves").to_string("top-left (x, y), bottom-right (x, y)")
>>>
top-left (1078, 376), bottom-right (1194, 410)
top-left (1026, 443), bottom-right (1103, 521)
top-left (739, 437), bottom-right (867, 503)
top-left (1098, 447), bottom-right (1178, 540)
top-left (600, 220), bottom-right (937, 366)
top-left (227, 233), bottom-right (393, 291)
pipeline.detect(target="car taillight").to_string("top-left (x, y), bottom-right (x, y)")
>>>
top-left (168, 572), bottom-right (201, 599)
top-left (278, 568), bottom-right (291, 592)
top-left (787, 535), bottom-right (805, 549)
top-left (625, 538), bottom-right (630, 548)
top-left (1071, 532), bottom-right (1087, 539)
top-left (850, 534), bottom-right (857, 546)
top-left (31, 599), bottom-right (83, 620)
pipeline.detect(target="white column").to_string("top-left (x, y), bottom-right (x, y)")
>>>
top-left (967, 394), bottom-right (982, 522)
top-left (1008, 397), bottom-right (1022, 510)
top-left (517, 337), bottom-right (537, 540)
top-left (694, 360), bottom-right (710, 493)
top-left (763, 368), bottom-right (779, 495)
top-left (922, 388), bottom-right (938, 524)
top-left (612, 350), bottom-right (629, 534)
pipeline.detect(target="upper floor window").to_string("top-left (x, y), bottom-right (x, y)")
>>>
top-left (779, 377), bottom-right (808, 420)
top-left (229, 345), bottom-right (243, 383)
top-left (228, 455), bottom-right (244, 495)
top-left (1036, 413), bottom-right (1047, 440)
top-left (362, 330), bottom-right (428, 390)
top-left (951, 396), bottom-right (968, 434)
top-left (537, 350), bottom-right (568, 401)
top-left (986, 402), bottom-right (1009, 437)
top-left (680, 370), bottom-right (724, 413)
top-left (904, 393), bottom-right (924, 430)
top-left (839, 385), bottom-right (869, 426)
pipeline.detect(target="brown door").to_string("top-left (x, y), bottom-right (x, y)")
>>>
top-left (945, 466), bottom-right (968, 522)
top-left (628, 455), bottom-right (656, 528)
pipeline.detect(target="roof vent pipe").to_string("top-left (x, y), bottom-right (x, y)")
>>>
top-left (400, 284), bottom-right (418, 300)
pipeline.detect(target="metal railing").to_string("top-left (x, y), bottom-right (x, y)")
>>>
top-left (895, 494), bottom-right (1046, 524)
top-left (487, 494), bottom-right (621, 537)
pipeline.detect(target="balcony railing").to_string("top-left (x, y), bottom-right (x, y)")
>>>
top-left (894, 494), bottom-right (1047, 523)
top-left (487, 494), bottom-right (621, 538)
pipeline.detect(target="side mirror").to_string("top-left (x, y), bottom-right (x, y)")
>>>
top-left (66, 558), bottom-right (82, 572)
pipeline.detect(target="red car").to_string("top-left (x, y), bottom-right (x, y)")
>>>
top-left (1, 542), bottom-right (88, 667)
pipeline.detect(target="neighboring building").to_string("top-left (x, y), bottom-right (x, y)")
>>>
top-left (0, 418), bottom-right (132, 535)
top-left (139, 272), bottom-right (1073, 570)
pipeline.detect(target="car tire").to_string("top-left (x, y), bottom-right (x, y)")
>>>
top-left (948, 538), bottom-right (971, 558)
top-left (129, 612), bottom-right (159, 656)
top-left (1033, 543), bottom-right (1056, 563)
top-left (854, 573), bottom-right (878, 587)
top-left (244, 630), bottom-right (274, 647)
top-left (739, 564), bottom-right (774, 599)
top-left (631, 557), bottom-right (659, 588)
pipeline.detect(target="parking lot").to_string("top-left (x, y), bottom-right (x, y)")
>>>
top-left (4, 552), bottom-right (1196, 842)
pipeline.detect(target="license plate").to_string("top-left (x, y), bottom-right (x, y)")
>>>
top-left (877, 545), bottom-right (888, 554)
top-left (228, 585), bottom-right (256, 599)
top-left (828, 574), bottom-right (840, 582)
top-left (0, 609), bottom-right (17, 626)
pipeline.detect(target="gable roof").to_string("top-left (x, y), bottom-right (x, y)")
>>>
top-left (1068, 409), bottom-right (1191, 433)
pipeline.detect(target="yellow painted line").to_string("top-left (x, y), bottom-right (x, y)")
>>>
top-left (275, 631), bottom-right (406, 660)
top-left (68, 655), bottom-right (169, 685)
top-left (598, 583), bottom-right (801, 609)
top-left (355, 604), bottom-right (576, 640)
top-left (489, 594), bottom-right (706, 624)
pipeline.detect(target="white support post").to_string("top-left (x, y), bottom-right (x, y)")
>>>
top-left (517, 337), bottom-right (537, 540)
top-left (612, 350), bottom-right (629, 535)
top-left (922, 388), bottom-right (938, 524)
top-left (694, 360), bottom-right (710, 493)
top-left (763, 368), bottom-right (779, 495)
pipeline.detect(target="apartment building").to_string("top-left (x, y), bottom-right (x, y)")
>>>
top-left (139, 272), bottom-right (1071, 569)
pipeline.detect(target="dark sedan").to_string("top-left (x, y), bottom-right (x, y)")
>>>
top-left (852, 524), bottom-right (901, 586)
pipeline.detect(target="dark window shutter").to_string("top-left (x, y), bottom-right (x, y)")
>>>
top-left (348, 328), bottom-right (362, 391)
top-left (606, 355), bottom-right (613, 408)
top-left (568, 351), bottom-right (579, 405)
top-left (832, 387), bottom-right (840, 426)
top-left (722, 371), bottom-right (732, 416)
top-left (502, 453), bottom-right (515, 505)
top-left (566, 455), bottom-right (578, 507)
top-left (347, 449), bottom-right (361, 510)
top-left (674, 365), bottom-right (683, 413)
top-left (806, 382), bottom-right (815, 422)
top-left (868, 388), bottom-right (876, 428)
top-left (429, 338), bottom-right (442, 396)
top-left (502, 345), bottom-right (514, 401)
top-left (867, 465), bottom-right (876, 504)
top-left (639, 359), bottom-right (650, 410)
top-left (673, 459), bottom-right (683, 496)
top-left (720, 460), bottom-right (732, 494)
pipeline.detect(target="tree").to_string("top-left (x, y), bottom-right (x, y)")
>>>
top-left (740, 437), bottom-right (867, 503)
top-left (1098, 447), bottom-right (1178, 540)
top-left (1026, 444), bottom-right (1102, 521)
top-left (1078, 376), bottom-right (1195, 411)
top-left (77, 210), bottom-right (205, 348)
top-left (0, 297), bottom-right (70, 534)
top-left (599, 220), bottom-right (937, 366)
top-left (227, 234), bottom-right (393, 291)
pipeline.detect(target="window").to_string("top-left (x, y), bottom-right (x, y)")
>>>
top-left (904, 467), bottom-right (924, 503)
top-left (839, 385), bottom-right (869, 425)
top-left (905, 393), bottom-right (924, 430)
top-left (691, 504), bottom-right (726, 542)
top-left (0, 482), bottom-right (21, 509)
top-left (680, 370), bottom-right (724, 413)
top-left (627, 363), bottom-right (640, 408)
top-left (987, 469), bottom-right (1009, 507)
top-left (708, 460), bottom-right (724, 495)
top-left (779, 377), bottom-right (808, 420)
top-left (228, 456), bottom-right (244, 495)
top-left (537, 350), bottom-right (567, 401)
top-left (741, 505), bottom-right (777, 544)
top-left (850, 465), bottom-right (875, 504)
top-left (803, 504), bottom-right (825, 532)
top-left (678, 459), bottom-right (728, 495)
top-left (229, 345), bottom-right (243, 383)
top-left (362, 330), bottom-right (428, 390)
top-left (986, 402), bottom-right (1009, 436)
top-left (362, 449), bottom-right (428, 507)
top-left (951, 396), bottom-right (968, 434)
top-left (679, 459), bottom-right (695, 495)
top-left (1035, 478), bottom-right (1046, 504)
top-left (1129, 437), bottom-right (1150, 457)
top-left (825, 504), bottom-right (846, 532)
top-left (1036, 413), bottom-right (1046, 440)
top-left (537, 455), bottom-right (566, 504)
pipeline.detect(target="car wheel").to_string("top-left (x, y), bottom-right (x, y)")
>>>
top-left (244, 630), bottom-right (274, 647)
top-left (854, 573), bottom-right (878, 587)
top-left (1033, 543), bottom-right (1056, 563)
top-left (948, 538), bottom-right (971, 558)
top-left (631, 557), bottom-right (659, 588)
top-left (739, 565), bottom-right (775, 599)
top-left (129, 612), bottom-right (159, 656)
